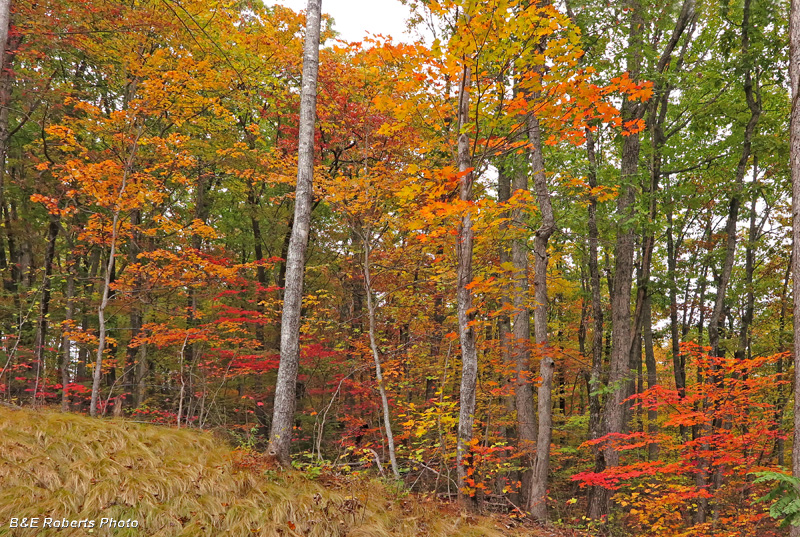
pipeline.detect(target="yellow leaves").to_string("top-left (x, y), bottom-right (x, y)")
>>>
top-left (396, 183), bottom-right (422, 202)
top-left (376, 122), bottom-right (402, 137)
top-left (45, 125), bottom-right (79, 152)
top-left (188, 219), bottom-right (218, 240)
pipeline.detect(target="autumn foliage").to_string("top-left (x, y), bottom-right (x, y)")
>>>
top-left (0, 0), bottom-right (796, 534)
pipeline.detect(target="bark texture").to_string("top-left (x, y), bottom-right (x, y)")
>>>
top-left (267, 0), bottom-right (322, 465)
top-left (512, 163), bottom-right (536, 508)
top-left (589, 3), bottom-right (642, 513)
top-left (527, 111), bottom-right (555, 519)
top-left (790, 0), bottom-right (800, 534)
top-left (0, 0), bottom-right (10, 71)
top-left (455, 59), bottom-right (478, 508)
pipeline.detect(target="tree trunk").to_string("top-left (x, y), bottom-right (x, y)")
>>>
top-left (789, 0), bottom-right (800, 533)
top-left (667, 203), bottom-right (686, 407)
top-left (643, 295), bottom-right (658, 460)
top-left (511, 164), bottom-right (536, 508)
top-left (362, 234), bottom-right (400, 479)
top-left (496, 164), bottom-right (519, 502)
top-left (707, 0), bottom-right (760, 362)
top-left (585, 126), bottom-right (606, 516)
top-left (455, 57), bottom-right (478, 508)
top-left (776, 252), bottom-right (791, 465)
top-left (736, 159), bottom-right (759, 362)
top-left (90, 234), bottom-right (118, 416)
top-left (593, 30), bottom-right (642, 516)
top-left (248, 178), bottom-right (267, 347)
top-left (267, 0), bottom-right (322, 465)
top-left (78, 248), bottom-right (101, 382)
top-left (90, 131), bottom-right (140, 417)
top-left (700, 1), bottom-right (759, 522)
top-left (527, 112), bottom-right (555, 520)
top-left (0, 0), bottom-right (10, 72)
top-left (0, 18), bottom-right (21, 318)
top-left (61, 251), bottom-right (76, 412)
top-left (590, 0), bottom-right (696, 517)
top-left (32, 214), bottom-right (59, 406)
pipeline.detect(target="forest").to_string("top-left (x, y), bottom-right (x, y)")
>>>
top-left (3, 0), bottom-right (800, 534)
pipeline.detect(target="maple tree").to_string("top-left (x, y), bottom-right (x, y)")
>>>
top-left (573, 344), bottom-right (786, 535)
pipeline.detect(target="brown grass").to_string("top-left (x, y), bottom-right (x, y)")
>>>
top-left (0, 407), bottom-right (557, 536)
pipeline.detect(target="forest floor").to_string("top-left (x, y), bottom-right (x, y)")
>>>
top-left (0, 405), bottom-right (585, 537)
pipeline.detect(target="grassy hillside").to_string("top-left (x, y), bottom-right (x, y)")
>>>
top-left (0, 406), bottom-right (557, 536)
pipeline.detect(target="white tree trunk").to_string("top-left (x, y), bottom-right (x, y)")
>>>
top-left (89, 131), bottom-right (140, 417)
top-left (362, 236), bottom-right (400, 479)
top-left (0, 0), bottom-right (10, 70)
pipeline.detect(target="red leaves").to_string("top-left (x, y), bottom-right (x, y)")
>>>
top-left (229, 354), bottom-right (281, 374)
top-left (573, 343), bottom-right (786, 533)
top-left (573, 461), bottom-right (686, 490)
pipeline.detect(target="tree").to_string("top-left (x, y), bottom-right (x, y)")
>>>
top-left (528, 90), bottom-right (556, 522)
top-left (791, 0), bottom-right (800, 532)
top-left (454, 31), bottom-right (478, 509)
top-left (588, 0), bottom-right (696, 518)
top-left (0, 0), bottom-right (9, 68)
top-left (268, 0), bottom-right (323, 466)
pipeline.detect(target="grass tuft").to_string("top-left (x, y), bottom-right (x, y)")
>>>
top-left (0, 407), bottom-right (554, 536)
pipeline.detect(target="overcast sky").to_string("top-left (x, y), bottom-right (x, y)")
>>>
top-left (270, 0), bottom-right (414, 43)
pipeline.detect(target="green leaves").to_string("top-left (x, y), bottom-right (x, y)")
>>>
top-left (753, 471), bottom-right (800, 527)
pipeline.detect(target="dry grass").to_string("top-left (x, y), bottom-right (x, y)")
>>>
top-left (0, 407), bottom-right (560, 536)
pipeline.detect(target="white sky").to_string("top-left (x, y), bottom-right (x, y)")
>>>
top-left (270, 0), bottom-right (414, 43)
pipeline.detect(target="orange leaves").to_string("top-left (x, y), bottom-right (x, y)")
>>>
top-left (574, 344), bottom-right (787, 534)
top-left (117, 248), bottom-right (243, 295)
top-left (44, 125), bottom-right (80, 153)
top-left (134, 325), bottom-right (208, 350)
top-left (29, 193), bottom-right (75, 217)
top-left (464, 275), bottom-right (497, 293)
top-left (622, 118), bottom-right (646, 137)
top-left (60, 319), bottom-right (99, 348)
top-left (608, 72), bottom-right (653, 102)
